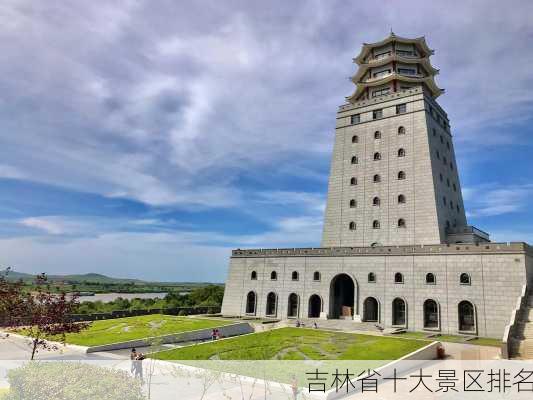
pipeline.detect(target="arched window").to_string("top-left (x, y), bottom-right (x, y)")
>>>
top-left (373, 174), bottom-right (381, 183)
top-left (372, 220), bottom-right (380, 229)
top-left (392, 298), bottom-right (406, 326)
top-left (291, 271), bottom-right (299, 281)
top-left (458, 300), bottom-right (476, 332)
top-left (452, 183), bottom-right (457, 192)
top-left (352, 135), bottom-right (359, 143)
top-left (445, 220), bottom-right (450, 229)
top-left (363, 297), bottom-right (379, 322)
top-left (398, 126), bottom-right (406, 135)
top-left (456, 205), bottom-right (460, 213)
top-left (308, 294), bottom-right (322, 318)
top-left (398, 171), bottom-right (406, 180)
top-left (374, 131), bottom-right (381, 139)
top-left (245, 291), bottom-right (256, 315)
top-left (251, 271), bottom-right (257, 280)
top-left (270, 271), bottom-right (277, 280)
top-left (266, 292), bottom-right (277, 316)
top-left (443, 197), bottom-right (447, 206)
top-left (446, 178), bottom-right (450, 187)
top-left (439, 173), bottom-right (443, 182)
top-left (368, 272), bottom-right (376, 283)
top-left (350, 177), bottom-right (357, 185)
top-left (424, 299), bottom-right (439, 329)
top-left (398, 218), bottom-right (406, 228)
top-left (394, 272), bottom-right (404, 283)
top-left (398, 148), bottom-right (405, 157)
top-left (313, 271), bottom-right (321, 281)
top-left (460, 273), bottom-right (471, 285)
top-left (450, 162), bottom-right (454, 170)
top-left (372, 197), bottom-right (380, 206)
top-left (374, 152), bottom-right (381, 161)
top-left (349, 221), bottom-right (356, 230)
top-left (398, 194), bottom-right (406, 204)
top-left (436, 150), bottom-right (440, 160)
top-left (349, 199), bottom-right (357, 208)
top-left (426, 273), bottom-right (436, 285)
top-left (351, 156), bottom-right (358, 164)
top-left (287, 293), bottom-right (299, 318)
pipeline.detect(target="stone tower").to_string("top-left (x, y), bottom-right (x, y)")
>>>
top-left (321, 34), bottom-right (487, 247)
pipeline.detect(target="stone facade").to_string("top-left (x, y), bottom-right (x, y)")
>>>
top-left (222, 243), bottom-right (533, 338)
top-left (220, 34), bottom-right (531, 339)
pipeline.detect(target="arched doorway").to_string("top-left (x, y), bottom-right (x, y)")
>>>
top-left (329, 274), bottom-right (355, 319)
top-left (308, 294), bottom-right (322, 318)
top-left (363, 297), bottom-right (379, 322)
top-left (287, 293), bottom-right (299, 318)
top-left (423, 299), bottom-right (439, 329)
top-left (392, 298), bottom-right (406, 326)
top-left (245, 291), bottom-right (256, 315)
top-left (458, 300), bottom-right (476, 332)
top-left (266, 292), bottom-right (277, 317)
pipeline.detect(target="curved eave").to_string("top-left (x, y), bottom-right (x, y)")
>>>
top-left (346, 74), bottom-right (443, 103)
top-left (354, 34), bottom-right (434, 64)
top-left (350, 56), bottom-right (439, 83)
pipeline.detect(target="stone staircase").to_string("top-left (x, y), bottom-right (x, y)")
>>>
top-left (296, 318), bottom-right (382, 333)
top-left (511, 295), bottom-right (533, 359)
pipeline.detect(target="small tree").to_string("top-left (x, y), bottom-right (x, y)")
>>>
top-left (0, 269), bottom-right (89, 360)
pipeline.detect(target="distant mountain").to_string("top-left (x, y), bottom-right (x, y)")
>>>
top-left (0, 270), bottom-right (219, 286)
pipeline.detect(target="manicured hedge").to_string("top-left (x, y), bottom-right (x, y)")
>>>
top-left (6, 362), bottom-right (143, 400)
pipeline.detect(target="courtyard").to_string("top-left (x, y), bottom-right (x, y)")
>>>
top-left (152, 327), bottom-right (427, 360)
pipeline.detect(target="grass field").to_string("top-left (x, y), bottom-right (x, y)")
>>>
top-left (56, 314), bottom-right (232, 346)
top-left (153, 327), bottom-right (427, 360)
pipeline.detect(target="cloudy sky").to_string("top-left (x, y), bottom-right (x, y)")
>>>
top-left (1, 0), bottom-right (532, 282)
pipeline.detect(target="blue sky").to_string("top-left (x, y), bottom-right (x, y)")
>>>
top-left (1, 0), bottom-right (533, 282)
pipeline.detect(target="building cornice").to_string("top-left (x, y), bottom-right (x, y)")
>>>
top-left (232, 242), bottom-right (531, 258)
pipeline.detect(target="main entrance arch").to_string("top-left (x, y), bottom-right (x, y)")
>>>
top-left (329, 273), bottom-right (356, 319)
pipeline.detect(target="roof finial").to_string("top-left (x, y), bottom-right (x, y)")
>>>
top-left (390, 28), bottom-right (395, 36)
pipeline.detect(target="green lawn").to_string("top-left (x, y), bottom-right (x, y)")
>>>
top-left (58, 315), bottom-right (232, 346)
top-left (153, 327), bottom-right (427, 361)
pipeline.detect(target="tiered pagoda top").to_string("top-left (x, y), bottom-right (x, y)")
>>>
top-left (347, 33), bottom-right (444, 103)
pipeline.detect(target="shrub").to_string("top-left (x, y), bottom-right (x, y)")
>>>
top-left (6, 362), bottom-right (144, 400)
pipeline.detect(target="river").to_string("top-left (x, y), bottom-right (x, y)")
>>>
top-left (76, 292), bottom-right (168, 303)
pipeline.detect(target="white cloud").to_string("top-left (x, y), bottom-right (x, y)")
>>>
top-left (464, 183), bottom-right (533, 218)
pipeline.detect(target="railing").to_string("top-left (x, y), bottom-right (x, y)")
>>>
top-left (446, 225), bottom-right (490, 241)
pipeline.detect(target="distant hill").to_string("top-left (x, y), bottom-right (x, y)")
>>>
top-left (0, 270), bottom-right (220, 286)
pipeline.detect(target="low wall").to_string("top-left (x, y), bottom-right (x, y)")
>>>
top-left (69, 306), bottom-right (221, 322)
top-left (501, 284), bottom-right (528, 359)
top-left (324, 341), bottom-right (441, 400)
top-left (85, 322), bottom-right (253, 353)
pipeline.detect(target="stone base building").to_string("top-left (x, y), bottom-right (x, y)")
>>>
top-left (221, 34), bottom-right (533, 339)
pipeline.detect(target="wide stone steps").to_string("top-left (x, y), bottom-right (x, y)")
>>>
top-left (297, 318), bottom-right (382, 333)
top-left (512, 296), bottom-right (533, 358)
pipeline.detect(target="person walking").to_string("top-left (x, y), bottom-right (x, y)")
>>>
top-left (130, 348), bottom-right (137, 375)
top-left (135, 352), bottom-right (145, 382)
top-left (291, 375), bottom-right (299, 399)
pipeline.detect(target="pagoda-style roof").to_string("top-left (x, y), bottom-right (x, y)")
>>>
top-left (347, 74), bottom-right (444, 103)
top-left (353, 33), bottom-right (434, 65)
top-left (350, 55), bottom-right (439, 84)
top-left (348, 33), bottom-right (443, 102)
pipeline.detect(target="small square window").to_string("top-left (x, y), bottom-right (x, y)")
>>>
top-left (396, 104), bottom-right (407, 114)
top-left (350, 114), bottom-right (360, 125)
top-left (373, 109), bottom-right (383, 120)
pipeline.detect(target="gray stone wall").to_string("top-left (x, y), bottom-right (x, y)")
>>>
top-left (321, 87), bottom-right (468, 247)
top-left (221, 243), bottom-right (531, 338)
